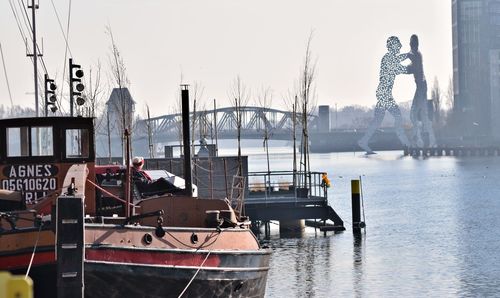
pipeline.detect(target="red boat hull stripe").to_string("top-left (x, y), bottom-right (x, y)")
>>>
top-left (85, 248), bottom-right (221, 267)
top-left (0, 251), bottom-right (55, 270)
top-left (1, 248), bottom-right (222, 270)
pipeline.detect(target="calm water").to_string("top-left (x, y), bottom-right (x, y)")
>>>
top-left (246, 151), bottom-right (500, 297)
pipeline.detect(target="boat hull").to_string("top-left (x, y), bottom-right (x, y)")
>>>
top-left (85, 260), bottom-right (269, 298)
top-left (10, 251), bottom-right (270, 298)
top-left (3, 227), bottom-right (271, 298)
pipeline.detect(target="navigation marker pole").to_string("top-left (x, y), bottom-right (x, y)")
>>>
top-left (351, 180), bottom-right (366, 235)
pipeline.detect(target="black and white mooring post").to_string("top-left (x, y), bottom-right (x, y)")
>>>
top-left (56, 195), bottom-right (85, 298)
top-left (351, 180), bottom-right (365, 234)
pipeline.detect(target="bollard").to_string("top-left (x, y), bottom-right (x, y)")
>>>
top-left (351, 180), bottom-right (365, 234)
top-left (0, 271), bottom-right (33, 298)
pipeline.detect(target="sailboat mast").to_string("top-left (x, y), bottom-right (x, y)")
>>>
top-left (29, 0), bottom-right (39, 116)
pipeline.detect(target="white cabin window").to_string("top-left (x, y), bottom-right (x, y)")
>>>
top-left (31, 126), bottom-right (54, 156)
top-left (7, 127), bottom-right (29, 157)
top-left (66, 129), bottom-right (90, 158)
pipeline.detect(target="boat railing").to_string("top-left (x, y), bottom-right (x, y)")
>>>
top-left (247, 171), bottom-right (327, 204)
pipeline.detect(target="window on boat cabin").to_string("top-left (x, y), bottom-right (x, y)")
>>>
top-left (6, 126), bottom-right (54, 157)
top-left (65, 129), bottom-right (90, 158)
top-left (31, 127), bottom-right (54, 156)
top-left (7, 127), bottom-right (29, 157)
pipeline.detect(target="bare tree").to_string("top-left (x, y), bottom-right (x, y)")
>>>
top-left (445, 77), bottom-right (454, 111)
top-left (284, 86), bottom-right (301, 183)
top-left (298, 32), bottom-right (317, 191)
top-left (228, 76), bottom-right (250, 175)
top-left (256, 86), bottom-right (273, 186)
top-left (191, 81), bottom-right (205, 153)
top-left (106, 25), bottom-right (132, 162)
top-left (146, 104), bottom-right (155, 158)
top-left (105, 110), bottom-right (113, 163)
top-left (81, 61), bottom-right (114, 161)
top-left (1, 105), bottom-right (35, 118)
top-left (171, 74), bottom-right (185, 148)
top-left (431, 77), bottom-right (441, 127)
top-left (83, 62), bottom-right (105, 118)
top-left (78, 60), bottom-right (109, 155)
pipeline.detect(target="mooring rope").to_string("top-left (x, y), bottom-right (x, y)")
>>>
top-left (177, 250), bottom-right (213, 298)
top-left (86, 178), bottom-right (134, 207)
top-left (25, 223), bottom-right (43, 279)
top-left (177, 231), bottom-right (221, 298)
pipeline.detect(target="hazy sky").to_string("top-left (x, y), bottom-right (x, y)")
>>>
top-left (0, 0), bottom-right (452, 116)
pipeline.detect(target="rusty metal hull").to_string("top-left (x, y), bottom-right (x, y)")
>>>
top-left (1, 225), bottom-right (271, 298)
top-left (7, 249), bottom-right (270, 298)
top-left (84, 250), bottom-right (270, 298)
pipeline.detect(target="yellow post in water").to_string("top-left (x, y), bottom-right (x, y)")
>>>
top-left (0, 271), bottom-right (33, 298)
top-left (351, 179), bottom-right (361, 234)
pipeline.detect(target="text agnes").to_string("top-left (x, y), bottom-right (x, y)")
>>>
top-left (6, 164), bottom-right (55, 178)
top-left (1, 164), bottom-right (59, 204)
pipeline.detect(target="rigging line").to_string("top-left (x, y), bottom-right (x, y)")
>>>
top-left (18, 0), bottom-right (50, 77)
top-left (19, 0), bottom-right (49, 74)
top-left (50, 0), bottom-right (73, 58)
top-left (60, 0), bottom-right (73, 102)
top-left (14, 0), bottom-right (49, 75)
top-left (9, 0), bottom-right (29, 44)
top-left (10, 0), bottom-right (39, 75)
top-left (17, 0), bottom-right (32, 38)
top-left (0, 43), bottom-right (14, 107)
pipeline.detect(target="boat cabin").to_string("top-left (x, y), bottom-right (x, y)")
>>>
top-left (0, 117), bottom-right (96, 214)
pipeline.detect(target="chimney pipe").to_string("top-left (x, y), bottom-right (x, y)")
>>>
top-left (181, 85), bottom-right (193, 197)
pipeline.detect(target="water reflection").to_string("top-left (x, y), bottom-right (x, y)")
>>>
top-left (258, 152), bottom-right (500, 297)
top-left (352, 234), bottom-right (365, 298)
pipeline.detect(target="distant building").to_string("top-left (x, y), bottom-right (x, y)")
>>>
top-left (318, 105), bottom-right (330, 132)
top-left (106, 87), bottom-right (136, 134)
top-left (101, 87), bottom-right (136, 158)
top-left (452, 0), bottom-right (500, 137)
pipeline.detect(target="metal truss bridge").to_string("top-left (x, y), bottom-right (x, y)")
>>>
top-left (138, 106), bottom-right (318, 143)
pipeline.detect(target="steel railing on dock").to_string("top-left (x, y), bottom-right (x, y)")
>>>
top-left (247, 171), bottom-right (327, 205)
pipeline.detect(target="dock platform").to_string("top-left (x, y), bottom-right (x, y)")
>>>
top-left (244, 171), bottom-right (345, 233)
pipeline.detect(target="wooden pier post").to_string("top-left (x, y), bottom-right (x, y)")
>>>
top-left (264, 221), bottom-right (270, 239)
top-left (56, 195), bottom-right (85, 298)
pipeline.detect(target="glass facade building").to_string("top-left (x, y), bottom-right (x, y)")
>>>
top-left (452, 0), bottom-right (500, 137)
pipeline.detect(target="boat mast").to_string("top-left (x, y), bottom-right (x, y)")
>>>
top-left (28, 0), bottom-right (39, 116)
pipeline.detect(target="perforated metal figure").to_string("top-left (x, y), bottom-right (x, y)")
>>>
top-left (358, 36), bottom-right (410, 154)
top-left (407, 34), bottom-right (436, 148)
